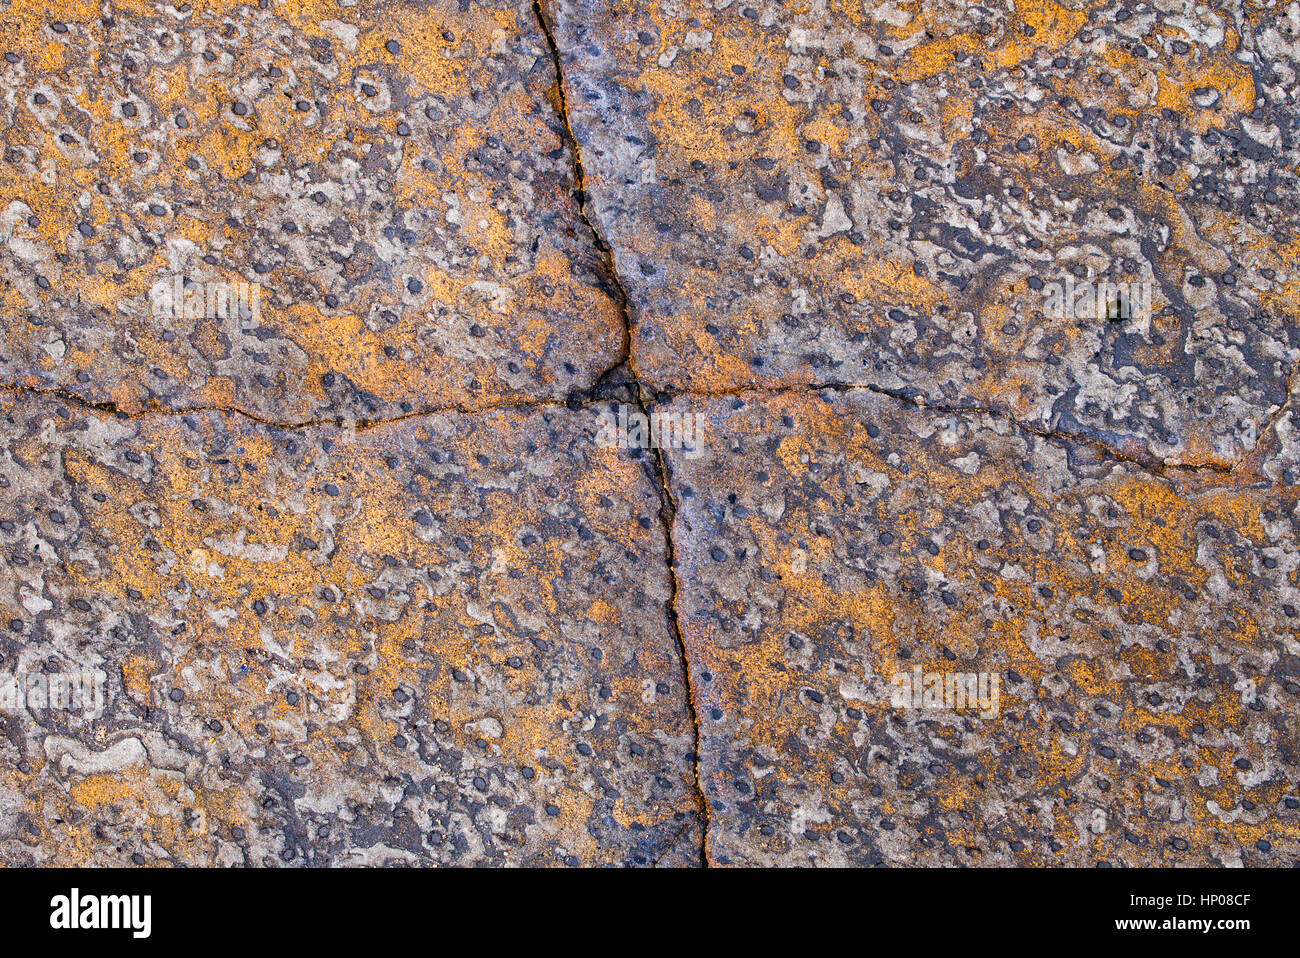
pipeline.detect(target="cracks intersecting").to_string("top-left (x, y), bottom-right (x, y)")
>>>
top-left (534, 0), bottom-right (709, 865)
top-left (5, 374), bottom-right (1285, 491)
top-left (523, 0), bottom-right (1291, 861)
top-left (1, 1), bottom-right (1291, 870)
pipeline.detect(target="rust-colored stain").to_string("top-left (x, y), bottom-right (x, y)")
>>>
top-left (0, 0), bottom-right (1296, 866)
top-left (666, 390), bottom-right (1297, 864)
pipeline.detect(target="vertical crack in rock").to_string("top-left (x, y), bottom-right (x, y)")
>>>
top-left (534, 0), bottom-right (709, 863)
top-left (0, 2), bottom-right (627, 423)
top-left (660, 384), bottom-right (1300, 865)
top-left (647, 442), bottom-right (711, 866)
top-left (6, 0), bottom-right (1295, 870)
top-left (533, 0), bottom-right (631, 389)
top-left (1, 390), bottom-right (702, 866)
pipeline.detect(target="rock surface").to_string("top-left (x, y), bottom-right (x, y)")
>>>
top-left (662, 389), bottom-right (1299, 865)
top-left (1, 0), bottom-right (1297, 866)
top-left (545, 0), bottom-right (1300, 469)
top-left (0, 394), bottom-right (699, 865)
top-left (0, 0), bottom-right (624, 422)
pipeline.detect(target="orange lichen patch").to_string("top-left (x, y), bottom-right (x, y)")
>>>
top-left (665, 389), bottom-right (1298, 864)
top-left (42, 760), bottom-right (254, 866)
top-left (549, 0), bottom-right (1297, 472)
top-left (0, 0), bottom-right (619, 423)
top-left (837, 253), bottom-right (949, 313)
top-left (122, 653), bottom-right (162, 705)
top-left (894, 0), bottom-right (1090, 84)
top-left (1152, 40), bottom-right (1256, 136)
top-left (0, 393), bottom-right (699, 864)
top-left (70, 771), bottom-right (160, 811)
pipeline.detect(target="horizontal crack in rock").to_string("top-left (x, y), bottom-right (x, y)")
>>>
top-left (649, 380), bottom-right (1270, 485)
top-left (0, 383), bottom-right (585, 431)
top-left (3, 377), bottom-right (1276, 487)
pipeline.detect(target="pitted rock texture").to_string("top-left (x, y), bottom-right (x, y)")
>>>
top-left (0, 395), bottom-right (700, 865)
top-left (544, 0), bottom-right (1300, 469)
top-left (662, 389), bottom-right (1299, 865)
top-left (3, 0), bottom-right (1299, 869)
top-left (0, 0), bottom-right (624, 422)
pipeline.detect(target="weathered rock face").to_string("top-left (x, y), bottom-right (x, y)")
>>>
top-left (662, 390), bottom-right (1299, 865)
top-left (544, 0), bottom-right (1300, 469)
top-left (0, 0), bottom-right (624, 422)
top-left (2, 0), bottom-right (1298, 868)
top-left (0, 395), bottom-right (700, 864)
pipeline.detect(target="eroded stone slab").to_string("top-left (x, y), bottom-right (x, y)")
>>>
top-left (546, 0), bottom-right (1300, 468)
top-left (663, 389), bottom-right (1299, 865)
top-left (0, 0), bottom-right (623, 421)
top-left (0, 394), bottom-right (699, 865)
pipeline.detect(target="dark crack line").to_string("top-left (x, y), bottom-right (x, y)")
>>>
top-left (3, 375), bottom-right (1274, 488)
top-left (1253, 362), bottom-right (1300, 470)
top-left (647, 439), bottom-right (709, 867)
top-left (650, 380), bottom-right (1263, 483)
top-left (532, 0), bottom-right (633, 389)
top-left (0, 6), bottom-right (1283, 874)
top-left (0, 383), bottom-right (593, 432)
top-left (533, 0), bottom-right (708, 864)
top-left (7, 395), bottom-right (717, 865)
top-left (0, 2), bottom-right (1284, 877)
